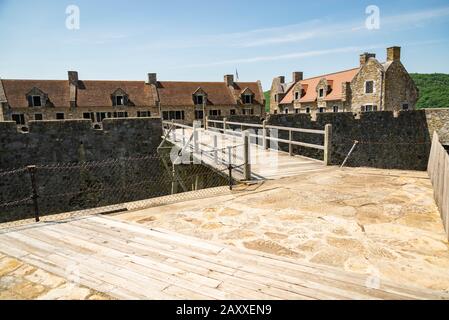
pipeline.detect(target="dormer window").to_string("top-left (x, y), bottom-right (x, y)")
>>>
top-left (111, 89), bottom-right (129, 107)
top-left (193, 87), bottom-right (207, 105)
top-left (319, 88), bottom-right (324, 98)
top-left (243, 94), bottom-right (253, 104)
top-left (295, 92), bottom-right (300, 100)
top-left (241, 88), bottom-right (254, 104)
top-left (194, 95), bottom-right (204, 105)
top-left (27, 87), bottom-right (47, 108)
top-left (32, 96), bottom-right (42, 107)
top-left (116, 95), bottom-right (125, 106)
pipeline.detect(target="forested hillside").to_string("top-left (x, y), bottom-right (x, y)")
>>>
top-left (410, 73), bottom-right (449, 109)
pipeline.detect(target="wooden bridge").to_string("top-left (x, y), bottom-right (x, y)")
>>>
top-left (159, 119), bottom-right (332, 181)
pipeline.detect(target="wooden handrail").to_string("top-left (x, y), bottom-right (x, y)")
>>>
top-left (206, 119), bottom-right (324, 134)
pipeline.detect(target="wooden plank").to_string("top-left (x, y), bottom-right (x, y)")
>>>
top-left (72, 218), bottom-right (428, 298)
top-left (2, 216), bottom-right (447, 300)
top-left (4, 231), bottom-right (178, 300)
top-left (94, 217), bottom-right (447, 299)
top-left (52, 218), bottom-right (375, 299)
top-left (29, 225), bottom-right (238, 300)
top-left (62, 221), bottom-right (337, 299)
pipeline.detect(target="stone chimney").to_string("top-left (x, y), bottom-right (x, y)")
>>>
top-left (292, 72), bottom-right (303, 83)
top-left (224, 74), bottom-right (234, 87)
top-left (360, 53), bottom-right (376, 66)
top-left (68, 71), bottom-right (78, 108)
top-left (278, 76), bottom-right (285, 84)
top-left (68, 71), bottom-right (78, 85)
top-left (387, 46), bottom-right (401, 62)
top-left (147, 73), bottom-right (157, 85)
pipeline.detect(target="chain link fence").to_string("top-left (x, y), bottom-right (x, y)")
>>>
top-left (0, 153), bottom-right (233, 224)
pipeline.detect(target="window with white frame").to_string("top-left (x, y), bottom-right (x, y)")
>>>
top-left (365, 81), bottom-right (374, 94)
top-left (295, 92), bottom-right (300, 100)
top-left (284, 108), bottom-right (289, 114)
top-left (113, 111), bottom-right (129, 118)
top-left (115, 95), bottom-right (125, 106)
top-left (333, 105), bottom-right (339, 113)
top-left (319, 107), bottom-right (326, 113)
top-left (362, 104), bottom-right (378, 112)
top-left (319, 88), bottom-right (324, 98)
top-left (305, 107), bottom-right (311, 114)
top-left (295, 108), bottom-right (300, 114)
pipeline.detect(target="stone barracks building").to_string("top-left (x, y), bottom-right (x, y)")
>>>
top-left (0, 72), bottom-right (265, 128)
top-left (270, 46), bottom-right (419, 115)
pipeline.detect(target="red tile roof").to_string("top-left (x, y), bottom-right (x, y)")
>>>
top-left (280, 68), bottom-right (359, 104)
top-left (76, 80), bottom-right (157, 107)
top-left (1, 80), bottom-right (70, 108)
top-left (157, 81), bottom-right (264, 106)
top-left (1, 78), bottom-right (264, 108)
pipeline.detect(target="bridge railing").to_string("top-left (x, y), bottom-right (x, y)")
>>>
top-left (206, 117), bottom-right (332, 165)
top-left (161, 120), bottom-right (252, 181)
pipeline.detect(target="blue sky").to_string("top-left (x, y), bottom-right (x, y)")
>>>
top-left (1, 0), bottom-right (449, 90)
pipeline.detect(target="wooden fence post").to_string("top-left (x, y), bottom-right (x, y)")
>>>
top-left (324, 124), bottom-right (332, 166)
top-left (289, 130), bottom-right (293, 156)
top-left (262, 120), bottom-right (268, 150)
top-left (213, 135), bottom-right (218, 164)
top-left (193, 123), bottom-right (199, 155)
top-left (223, 118), bottom-right (227, 136)
top-left (243, 131), bottom-right (252, 181)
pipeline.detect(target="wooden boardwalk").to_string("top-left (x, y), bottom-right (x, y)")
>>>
top-left (165, 126), bottom-right (327, 181)
top-left (0, 215), bottom-right (447, 300)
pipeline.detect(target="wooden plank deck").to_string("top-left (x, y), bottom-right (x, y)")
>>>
top-left (0, 215), bottom-right (447, 300)
top-left (165, 127), bottom-right (327, 181)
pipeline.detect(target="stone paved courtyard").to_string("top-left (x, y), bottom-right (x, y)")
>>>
top-left (1, 166), bottom-right (448, 299)
top-left (0, 254), bottom-right (112, 300)
top-left (117, 167), bottom-right (449, 293)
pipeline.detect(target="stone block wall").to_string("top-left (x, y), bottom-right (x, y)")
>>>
top-left (209, 109), bottom-right (449, 171)
top-left (0, 117), bottom-right (163, 169)
top-left (424, 108), bottom-right (449, 144)
top-left (0, 117), bottom-right (228, 222)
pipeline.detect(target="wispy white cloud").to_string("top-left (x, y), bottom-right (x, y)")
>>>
top-left (179, 45), bottom-right (385, 68)
top-left (150, 5), bottom-right (449, 50)
top-left (179, 38), bottom-right (448, 69)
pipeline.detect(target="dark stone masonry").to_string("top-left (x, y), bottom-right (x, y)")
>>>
top-left (0, 117), bottom-right (229, 223)
top-left (210, 108), bottom-right (449, 171)
top-left (0, 117), bottom-right (162, 168)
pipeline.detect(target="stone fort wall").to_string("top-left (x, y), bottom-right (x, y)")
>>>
top-left (0, 117), bottom-right (163, 169)
top-left (211, 108), bottom-right (449, 171)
